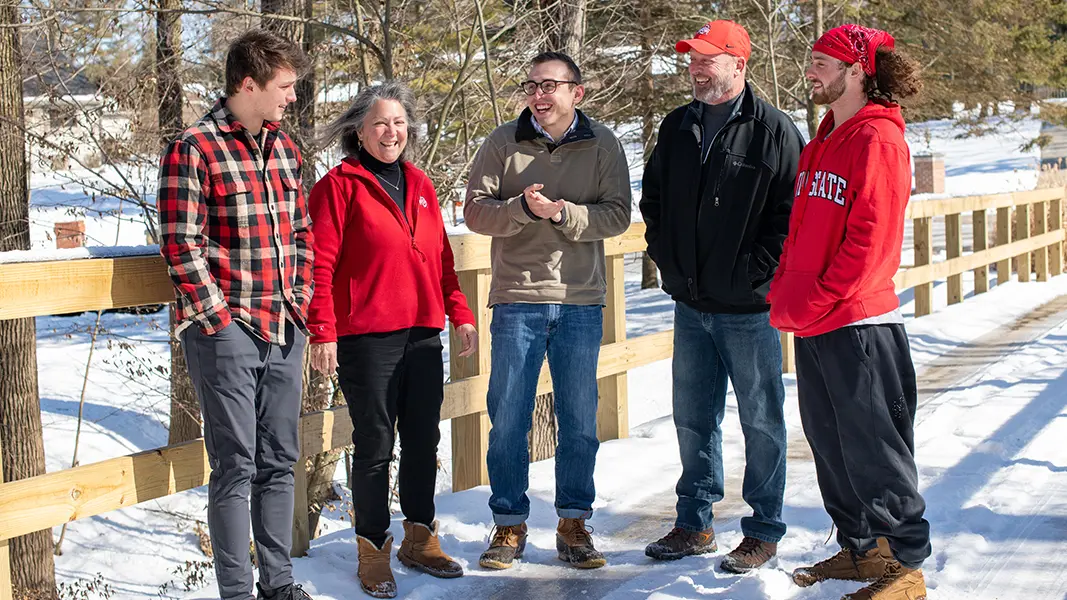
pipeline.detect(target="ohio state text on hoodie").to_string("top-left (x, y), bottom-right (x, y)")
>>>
top-left (768, 99), bottom-right (911, 337)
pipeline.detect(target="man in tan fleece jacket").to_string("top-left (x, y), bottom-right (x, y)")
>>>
top-left (463, 51), bottom-right (631, 571)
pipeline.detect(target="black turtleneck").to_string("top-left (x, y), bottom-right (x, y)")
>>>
top-left (359, 147), bottom-right (406, 218)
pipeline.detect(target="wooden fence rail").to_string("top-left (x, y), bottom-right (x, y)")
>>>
top-left (0, 186), bottom-right (1064, 596)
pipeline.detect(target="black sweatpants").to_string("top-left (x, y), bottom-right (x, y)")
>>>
top-left (795, 323), bottom-right (932, 569)
top-left (336, 327), bottom-right (444, 545)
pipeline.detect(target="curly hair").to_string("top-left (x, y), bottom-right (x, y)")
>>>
top-left (865, 47), bottom-right (923, 103)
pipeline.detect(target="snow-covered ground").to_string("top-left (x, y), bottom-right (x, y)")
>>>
top-left (18, 113), bottom-right (1067, 598)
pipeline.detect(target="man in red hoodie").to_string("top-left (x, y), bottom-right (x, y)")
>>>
top-left (768, 25), bottom-right (930, 600)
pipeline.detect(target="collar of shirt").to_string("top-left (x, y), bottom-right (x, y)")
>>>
top-left (531, 111), bottom-right (578, 143)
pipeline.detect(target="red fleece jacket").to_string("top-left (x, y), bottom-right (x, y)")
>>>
top-left (306, 157), bottom-right (475, 343)
top-left (769, 99), bottom-right (911, 337)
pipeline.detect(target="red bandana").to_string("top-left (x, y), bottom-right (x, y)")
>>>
top-left (813, 24), bottom-right (895, 76)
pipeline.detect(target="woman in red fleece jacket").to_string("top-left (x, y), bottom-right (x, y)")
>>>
top-left (768, 25), bottom-right (932, 600)
top-left (308, 83), bottom-right (476, 597)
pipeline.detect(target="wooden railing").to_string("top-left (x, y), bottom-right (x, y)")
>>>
top-left (0, 223), bottom-right (664, 597)
top-left (895, 186), bottom-right (1065, 315)
top-left (0, 187), bottom-right (1063, 596)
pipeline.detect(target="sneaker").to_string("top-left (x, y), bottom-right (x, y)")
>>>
top-left (478, 523), bottom-right (528, 570)
top-left (645, 526), bottom-right (717, 561)
top-left (792, 538), bottom-right (892, 587)
top-left (842, 563), bottom-right (927, 599)
top-left (556, 518), bottom-right (607, 569)
top-left (720, 536), bottom-right (778, 573)
top-left (256, 583), bottom-right (313, 600)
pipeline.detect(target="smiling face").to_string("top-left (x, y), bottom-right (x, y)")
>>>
top-left (806, 51), bottom-right (852, 105)
top-left (525, 59), bottom-right (584, 132)
top-left (688, 50), bottom-right (743, 104)
top-left (359, 98), bottom-right (408, 163)
top-left (244, 67), bottom-right (298, 123)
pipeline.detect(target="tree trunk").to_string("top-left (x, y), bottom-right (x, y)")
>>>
top-left (528, 392), bottom-right (557, 461)
top-left (155, 0), bottom-right (201, 446)
top-left (0, 3), bottom-right (58, 595)
top-left (805, 0), bottom-right (824, 139)
top-left (262, 1), bottom-right (337, 539)
top-left (156, 0), bottom-right (183, 146)
top-left (528, 0), bottom-right (588, 463)
top-left (538, 0), bottom-right (585, 58)
top-left (167, 308), bottom-right (202, 444)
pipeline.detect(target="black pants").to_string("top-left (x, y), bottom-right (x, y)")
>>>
top-left (337, 327), bottom-right (444, 545)
top-left (795, 323), bottom-right (931, 569)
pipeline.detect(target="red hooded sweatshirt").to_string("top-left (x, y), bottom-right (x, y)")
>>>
top-left (768, 99), bottom-right (910, 337)
top-left (306, 157), bottom-right (475, 343)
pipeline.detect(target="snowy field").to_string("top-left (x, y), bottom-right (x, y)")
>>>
top-left (19, 112), bottom-right (1067, 599)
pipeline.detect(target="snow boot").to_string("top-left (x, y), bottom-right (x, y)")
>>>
top-left (478, 523), bottom-right (528, 570)
top-left (556, 518), bottom-right (607, 569)
top-left (645, 526), bottom-right (717, 561)
top-left (720, 536), bottom-right (778, 573)
top-left (792, 537), bottom-right (892, 587)
top-left (357, 534), bottom-right (397, 599)
top-left (842, 563), bottom-right (927, 600)
top-left (397, 520), bottom-right (463, 578)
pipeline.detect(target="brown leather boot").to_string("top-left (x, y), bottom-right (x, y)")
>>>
top-left (720, 536), bottom-right (778, 573)
top-left (842, 563), bottom-right (927, 600)
top-left (479, 523), bottom-right (528, 570)
top-left (357, 535), bottom-right (397, 599)
top-left (556, 518), bottom-right (607, 569)
top-left (792, 538), bottom-right (892, 587)
top-left (397, 520), bottom-right (463, 579)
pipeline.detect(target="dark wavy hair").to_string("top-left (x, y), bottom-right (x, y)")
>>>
top-left (865, 47), bottom-right (923, 103)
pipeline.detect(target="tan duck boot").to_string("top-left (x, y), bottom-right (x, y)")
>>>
top-left (793, 538), bottom-right (893, 587)
top-left (397, 520), bottom-right (463, 579)
top-left (357, 534), bottom-right (397, 599)
top-left (842, 563), bottom-right (927, 600)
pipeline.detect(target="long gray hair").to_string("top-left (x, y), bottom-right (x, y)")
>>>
top-left (318, 82), bottom-right (419, 161)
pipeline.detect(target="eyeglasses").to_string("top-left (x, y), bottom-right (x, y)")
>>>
top-left (520, 79), bottom-right (579, 95)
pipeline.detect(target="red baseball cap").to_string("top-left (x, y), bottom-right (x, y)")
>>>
top-left (676, 20), bottom-right (751, 60)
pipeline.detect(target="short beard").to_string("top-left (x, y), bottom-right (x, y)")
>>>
top-left (811, 70), bottom-right (847, 105)
top-left (692, 73), bottom-right (733, 104)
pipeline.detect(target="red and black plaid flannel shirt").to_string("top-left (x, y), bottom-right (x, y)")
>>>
top-left (157, 99), bottom-right (314, 345)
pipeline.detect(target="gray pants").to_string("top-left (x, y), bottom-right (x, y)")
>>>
top-left (182, 320), bottom-right (306, 600)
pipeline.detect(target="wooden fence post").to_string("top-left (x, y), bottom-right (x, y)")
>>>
top-left (973, 209), bottom-right (989, 294)
top-left (780, 332), bottom-right (794, 374)
top-left (945, 212), bottom-right (962, 304)
top-left (291, 458), bottom-right (310, 557)
top-left (914, 217), bottom-right (933, 316)
top-left (1035, 201), bottom-right (1049, 281)
top-left (451, 268), bottom-right (492, 492)
top-left (996, 207), bottom-right (1012, 285)
top-left (1051, 197), bottom-right (1063, 277)
top-left (1017, 204), bottom-right (1032, 282)
top-left (596, 254), bottom-right (628, 442)
top-left (0, 426), bottom-right (12, 600)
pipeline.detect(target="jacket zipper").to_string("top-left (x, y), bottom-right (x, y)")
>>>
top-left (691, 112), bottom-right (744, 301)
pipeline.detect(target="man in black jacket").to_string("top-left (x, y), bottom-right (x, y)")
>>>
top-left (640, 20), bottom-right (804, 573)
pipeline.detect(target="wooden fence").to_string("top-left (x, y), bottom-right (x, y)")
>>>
top-left (0, 186), bottom-right (1063, 597)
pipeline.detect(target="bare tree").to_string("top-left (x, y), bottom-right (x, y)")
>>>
top-left (155, 0), bottom-right (202, 445)
top-left (0, 2), bottom-right (58, 596)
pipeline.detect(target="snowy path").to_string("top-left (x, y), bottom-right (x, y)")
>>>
top-left (188, 286), bottom-right (1067, 600)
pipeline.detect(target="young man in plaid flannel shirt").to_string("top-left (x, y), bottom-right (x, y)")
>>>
top-left (157, 30), bottom-right (314, 600)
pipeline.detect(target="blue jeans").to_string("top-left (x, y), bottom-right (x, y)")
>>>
top-left (486, 303), bottom-right (603, 526)
top-left (672, 302), bottom-right (787, 543)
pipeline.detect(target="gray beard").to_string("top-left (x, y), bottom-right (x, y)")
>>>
top-left (692, 76), bottom-right (732, 104)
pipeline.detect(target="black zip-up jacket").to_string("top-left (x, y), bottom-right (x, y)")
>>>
top-left (640, 84), bottom-right (804, 313)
